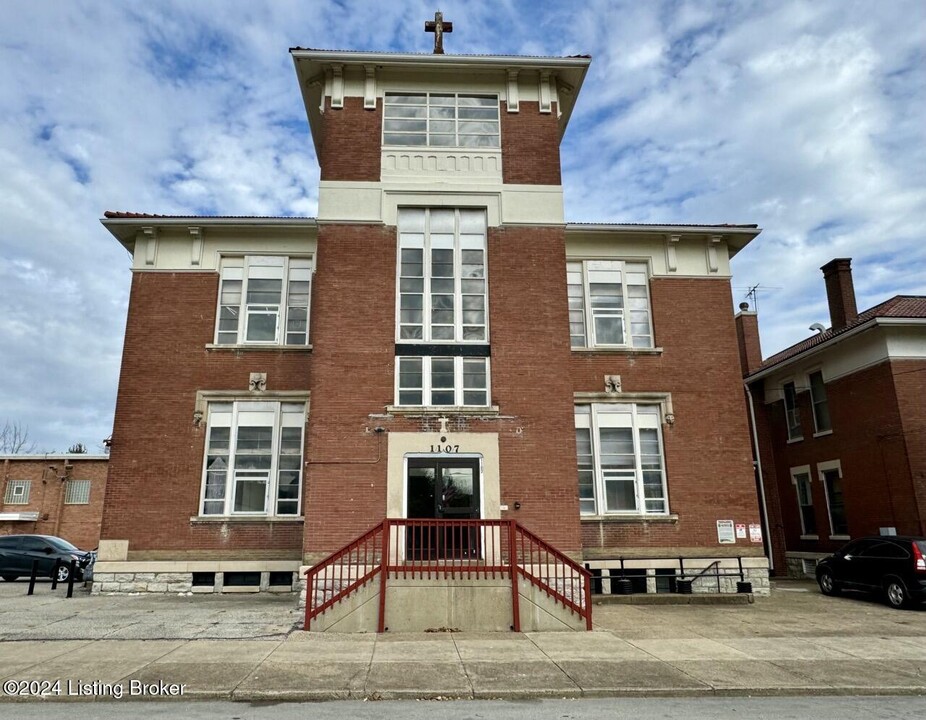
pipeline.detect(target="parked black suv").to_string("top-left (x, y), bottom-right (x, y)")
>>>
top-left (816, 535), bottom-right (926, 609)
top-left (0, 535), bottom-right (95, 583)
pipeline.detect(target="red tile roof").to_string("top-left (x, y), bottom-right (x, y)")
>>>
top-left (751, 295), bottom-right (926, 377)
top-left (103, 211), bottom-right (314, 220)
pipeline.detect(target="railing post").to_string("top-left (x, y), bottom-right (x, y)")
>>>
top-left (583, 569), bottom-right (593, 631)
top-left (508, 521), bottom-right (521, 632)
top-left (377, 519), bottom-right (390, 633)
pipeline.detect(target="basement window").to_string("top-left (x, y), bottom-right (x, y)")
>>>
top-left (192, 572), bottom-right (216, 588)
top-left (223, 572), bottom-right (261, 588)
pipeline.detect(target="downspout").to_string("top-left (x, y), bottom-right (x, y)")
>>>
top-left (746, 384), bottom-right (773, 571)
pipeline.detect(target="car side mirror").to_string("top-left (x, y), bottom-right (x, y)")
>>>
top-left (43, 547), bottom-right (53, 554)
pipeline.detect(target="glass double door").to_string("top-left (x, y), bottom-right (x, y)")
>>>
top-left (406, 457), bottom-right (480, 559)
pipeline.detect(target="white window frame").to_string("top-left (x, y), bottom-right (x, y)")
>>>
top-left (567, 259), bottom-right (654, 349)
top-left (64, 479), bottom-right (92, 505)
top-left (215, 255), bottom-right (313, 346)
top-left (782, 380), bottom-right (802, 441)
top-left (383, 92), bottom-right (500, 148)
top-left (807, 369), bottom-right (832, 435)
top-left (790, 465), bottom-right (817, 538)
top-left (818, 459), bottom-right (849, 539)
top-left (395, 356), bottom-right (491, 408)
top-left (575, 403), bottom-right (669, 517)
top-left (199, 400), bottom-right (306, 518)
top-left (3, 480), bottom-right (30, 505)
top-left (396, 208), bottom-right (489, 344)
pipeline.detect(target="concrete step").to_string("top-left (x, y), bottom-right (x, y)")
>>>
top-left (593, 592), bottom-right (754, 605)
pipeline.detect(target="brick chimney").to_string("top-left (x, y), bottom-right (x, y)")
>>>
top-left (820, 258), bottom-right (858, 331)
top-left (734, 301), bottom-right (763, 376)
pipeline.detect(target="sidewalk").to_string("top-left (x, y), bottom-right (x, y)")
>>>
top-left (1, 580), bottom-right (925, 701)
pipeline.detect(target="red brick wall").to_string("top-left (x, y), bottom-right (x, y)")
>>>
top-left (735, 311), bottom-right (762, 375)
top-left (572, 278), bottom-right (763, 555)
top-left (101, 272), bottom-right (310, 558)
top-left (1, 458), bottom-right (107, 550)
top-left (303, 224), bottom-right (582, 558)
top-left (500, 101), bottom-right (561, 185)
top-left (756, 359), bottom-right (921, 559)
top-left (318, 96), bottom-right (382, 182)
top-left (892, 359), bottom-right (926, 535)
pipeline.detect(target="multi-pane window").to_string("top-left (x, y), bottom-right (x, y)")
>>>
top-left (396, 356), bottom-right (490, 407)
top-left (384, 93), bottom-right (500, 148)
top-left (398, 208), bottom-right (488, 342)
top-left (3, 480), bottom-right (30, 504)
top-left (64, 480), bottom-right (92, 505)
top-left (216, 256), bottom-right (312, 346)
top-left (783, 381), bottom-right (802, 440)
top-left (567, 261), bottom-right (653, 348)
top-left (792, 470), bottom-right (816, 535)
top-left (201, 401), bottom-right (306, 516)
top-left (822, 465), bottom-right (848, 536)
top-left (808, 371), bottom-right (831, 433)
top-left (574, 404), bottom-right (668, 515)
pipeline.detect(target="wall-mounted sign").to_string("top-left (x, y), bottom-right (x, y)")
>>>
top-left (749, 524), bottom-right (763, 543)
top-left (735, 523), bottom-right (747, 539)
top-left (717, 520), bottom-right (736, 544)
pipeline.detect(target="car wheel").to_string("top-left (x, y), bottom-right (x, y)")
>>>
top-left (885, 579), bottom-right (911, 609)
top-left (818, 570), bottom-right (840, 596)
top-left (56, 565), bottom-right (71, 583)
top-left (1, 575), bottom-right (18, 582)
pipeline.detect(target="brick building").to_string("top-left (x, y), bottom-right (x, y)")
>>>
top-left (93, 34), bottom-right (770, 595)
top-left (1, 455), bottom-right (108, 551)
top-left (737, 258), bottom-right (926, 577)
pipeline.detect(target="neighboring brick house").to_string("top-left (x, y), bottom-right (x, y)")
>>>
top-left (93, 37), bottom-right (769, 595)
top-left (737, 258), bottom-right (926, 577)
top-left (0, 455), bottom-right (108, 551)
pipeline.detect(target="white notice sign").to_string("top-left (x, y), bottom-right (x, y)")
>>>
top-left (717, 520), bottom-right (736, 544)
top-left (735, 523), bottom-right (747, 539)
top-left (749, 524), bottom-right (763, 543)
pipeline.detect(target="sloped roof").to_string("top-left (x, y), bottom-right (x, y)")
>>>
top-left (750, 295), bottom-right (926, 377)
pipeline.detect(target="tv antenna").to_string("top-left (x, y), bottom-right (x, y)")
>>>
top-left (736, 283), bottom-right (781, 313)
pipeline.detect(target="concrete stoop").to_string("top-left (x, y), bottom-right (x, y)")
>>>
top-left (307, 573), bottom-right (587, 632)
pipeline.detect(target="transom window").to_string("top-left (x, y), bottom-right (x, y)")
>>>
top-left (397, 208), bottom-right (488, 343)
top-left (201, 401), bottom-right (306, 516)
top-left (384, 93), bottom-right (500, 148)
top-left (217, 256), bottom-right (312, 346)
top-left (396, 356), bottom-right (490, 407)
top-left (575, 404), bottom-right (668, 516)
top-left (3, 480), bottom-right (30, 505)
top-left (567, 261), bottom-right (653, 349)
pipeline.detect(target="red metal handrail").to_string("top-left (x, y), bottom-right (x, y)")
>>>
top-left (303, 518), bottom-right (592, 632)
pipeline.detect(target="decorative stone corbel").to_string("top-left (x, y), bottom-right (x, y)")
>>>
top-left (707, 235), bottom-right (722, 273)
top-left (539, 71), bottom-right (552, 113)
top-left (666, 234), bottom-right (680, 272)
top-left (330, 64), bottom-right (344, 109)
top-left (363, 65), bottom-right (377, 110)
top-left (192, 409), bottom-right (204, 427)
top-left (141, 227), bottom-right (158, 266)
top-left (189, 226), bottom-right (203, 267)
top-left (506, 69), bottom-right (520, 112)
top-left (249, 372), bottom-right (267, 393)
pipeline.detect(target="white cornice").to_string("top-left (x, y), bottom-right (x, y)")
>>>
top-left (290, 50), bottom-right (592, 71)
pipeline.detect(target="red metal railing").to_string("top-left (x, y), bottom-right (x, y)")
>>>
top-left (304, 518), bottom-right (592, 632)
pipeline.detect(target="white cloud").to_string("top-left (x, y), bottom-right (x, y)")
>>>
top-left (0, 0), bottom-right (923, 449)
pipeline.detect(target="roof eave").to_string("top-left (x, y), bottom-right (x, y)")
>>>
top-left (565, 224), bottom-right (762, 256)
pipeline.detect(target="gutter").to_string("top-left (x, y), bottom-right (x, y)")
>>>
top-left (746, 385), bottom-right (773, 571)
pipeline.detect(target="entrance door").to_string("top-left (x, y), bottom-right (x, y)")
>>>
top-left (406, 457), bottom-right (480, 560)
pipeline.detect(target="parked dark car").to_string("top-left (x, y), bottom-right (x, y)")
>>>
top-left (816, 535), bottom-right (926, 609)
top-left (0, 535), bottom-right (95, 583)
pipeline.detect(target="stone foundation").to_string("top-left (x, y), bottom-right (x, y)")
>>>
top-left (584, 556), bottom-right (771, 596)
top-left (92, 560), bottom-right (300, 594)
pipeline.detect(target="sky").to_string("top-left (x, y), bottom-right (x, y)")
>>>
top-left (0, 0), bottom-right (924, 452)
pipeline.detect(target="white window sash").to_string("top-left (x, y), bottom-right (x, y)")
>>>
top-left (383, 93), bottom-right (500, 148)
top-left (396, 209), bottom-right (488, 344)
top-left (215, 256), bottom-right (313, 346)
top-left (580, 404), bottom-right (668, 516)
top-left (199, 401), bottom-right (305, 517)
top-left (569, 260), bottom-right (653, 349)
top-left (395, 356), bottom-right (490, 407)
